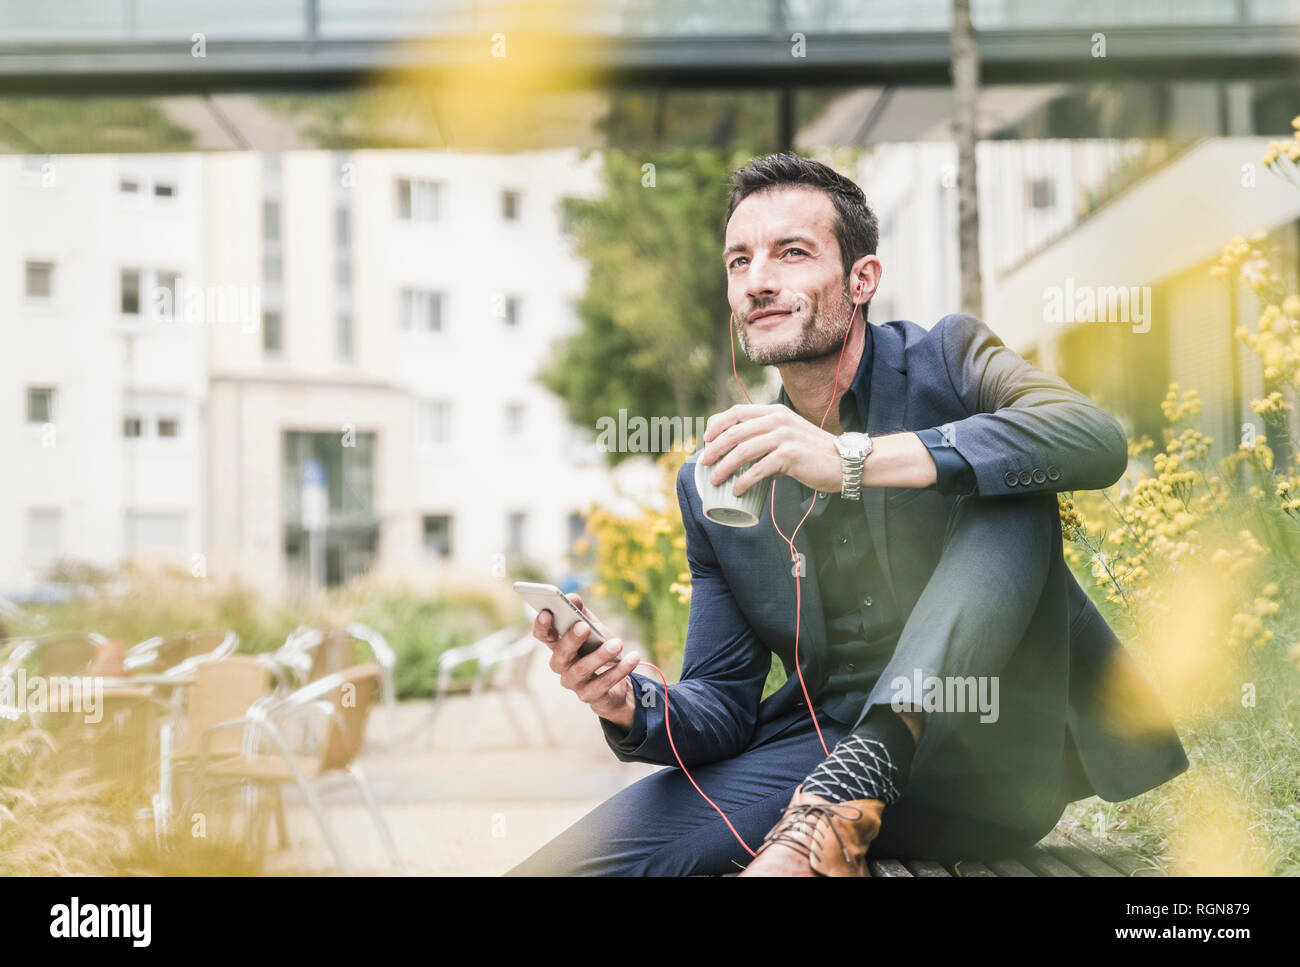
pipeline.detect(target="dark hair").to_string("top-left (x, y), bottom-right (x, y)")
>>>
top-left (725, 152), bottom-right (878, 282)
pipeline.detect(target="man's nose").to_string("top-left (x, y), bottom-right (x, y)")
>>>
top-left (745, 257), bottom-right (781, 301)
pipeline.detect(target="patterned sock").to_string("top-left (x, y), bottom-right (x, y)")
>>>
top-left (801, 704), bottom-right (917, 805)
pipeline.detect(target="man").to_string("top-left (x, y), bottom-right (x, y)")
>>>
top-left (506, 152), bottom-right (1188, 877)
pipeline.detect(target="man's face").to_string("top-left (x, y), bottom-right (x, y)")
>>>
top-left (723, 186), bottom-right (860, 366)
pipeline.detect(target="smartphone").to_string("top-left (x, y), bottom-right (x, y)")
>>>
top-left (513, 582), bottom-right (609, 658)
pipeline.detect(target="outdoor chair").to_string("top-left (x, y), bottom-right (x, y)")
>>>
top-left (160, 655), bottom-right (275, 840)
top-left (1, 631), bottom-right (108, 678)
top-left (0, 632), bottom-right (110, 723)
top-left (268, 624), bottom-right (398, 744)
top-left (420, 623), bottom-right (552, 748)
top-left (125, 628), bottom-right (238, 677)
top-left (56, 687), bottom-right (175, 797)
top-left (187, 663), bottom-right (404, 875)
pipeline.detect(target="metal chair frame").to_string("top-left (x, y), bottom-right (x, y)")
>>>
top-left (184, 666), bottom-right (405, 876)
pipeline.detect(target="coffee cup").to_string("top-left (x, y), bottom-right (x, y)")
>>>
top-left (694, 454), bottom-right (769, 527)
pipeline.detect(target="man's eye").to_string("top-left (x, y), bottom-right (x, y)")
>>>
top-left (783, 248), bottom-right (808, 257)
top-left (728, 257), bottom-right (748, 270)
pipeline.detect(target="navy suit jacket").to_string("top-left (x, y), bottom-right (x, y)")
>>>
top-left (602, 314), bottom-right (1189, 814)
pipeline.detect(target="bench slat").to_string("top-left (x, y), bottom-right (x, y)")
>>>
top-left (950, 860), bottom-right (998, 877)
top-left (1040, 830), bottom-right (1125, 877)
top-left (1019, 845), bottom-right (1081, 877)
top-left (869, 858), bottom-right (913, 877)
top-left (1059, 826), bottom-right (1160, 877)
top-left (986, 858), bottom-right (1037, 877)
top-left (905, 859), bottom-right (952, 877)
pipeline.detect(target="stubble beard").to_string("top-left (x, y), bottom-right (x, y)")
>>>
top-left (737, 280), bottom-right (866, 366)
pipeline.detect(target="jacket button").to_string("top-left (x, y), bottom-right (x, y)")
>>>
top-left (818, 491), bottom-right (828, 499)
top-left (1018, 470), bottom-right (1033, 486)
top-left (1032, 468), bottom-right (1046, 484)
top-left (1004, 471), bottom-right (1019, 487)
top-left (1047, 466), bottom-right (1061, 481)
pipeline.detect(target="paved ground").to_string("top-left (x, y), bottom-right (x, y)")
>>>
top-left (260, 652), bottom-right (660, 875)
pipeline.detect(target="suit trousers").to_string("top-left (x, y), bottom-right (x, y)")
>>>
top-left (505, 491), bottom-right (1073, 876)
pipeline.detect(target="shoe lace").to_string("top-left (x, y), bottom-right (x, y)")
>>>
top-left (760, 801), bottom-right (865, 866)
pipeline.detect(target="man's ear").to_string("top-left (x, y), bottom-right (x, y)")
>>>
top-left (852, 255), bottom-right (883, 303)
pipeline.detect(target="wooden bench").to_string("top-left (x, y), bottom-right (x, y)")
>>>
top-left (869, 820), bottom-right (1161, 878)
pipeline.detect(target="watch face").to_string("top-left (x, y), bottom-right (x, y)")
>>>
top-left (837, 432), bottom-right (872, 457)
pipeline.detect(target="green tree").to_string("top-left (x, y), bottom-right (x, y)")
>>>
top-left (538, 147), bottom-right (767, 465)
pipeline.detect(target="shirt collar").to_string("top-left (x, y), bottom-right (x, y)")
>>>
top-left (776, 321), bottom-right (873, 433)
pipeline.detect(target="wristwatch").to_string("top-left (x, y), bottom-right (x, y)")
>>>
top-left (835, 431), bottom-right (873, 501)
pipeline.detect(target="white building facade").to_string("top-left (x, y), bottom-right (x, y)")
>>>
top-left (2, 148), bottom-right (638, 597)
top-left (1, 153), bottom-right (208, 591)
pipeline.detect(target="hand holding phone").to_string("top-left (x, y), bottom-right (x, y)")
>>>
top-left (514, 582), bottom-right (640, 731)
top-left (514, 582), bottom-right (610, 657)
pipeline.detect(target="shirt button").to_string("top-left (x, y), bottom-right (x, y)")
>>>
top-left (818, 491), bottom-right (828, 499)
top-left (862, 596), bottom-right (873, 607)
top-left (846, 663), bottom-right (856, 672)
top-left (839, 535), bottom-right (848, 544)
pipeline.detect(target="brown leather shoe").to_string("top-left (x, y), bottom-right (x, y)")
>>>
top-left (738, 784), bottom-right (886, 877)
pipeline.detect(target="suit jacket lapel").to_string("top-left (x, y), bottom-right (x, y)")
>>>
top-left (862, 324), bottom-right (907, 608)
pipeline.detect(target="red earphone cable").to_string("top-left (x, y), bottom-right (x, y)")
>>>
top-left (638, 285), bottom-right (865, 859)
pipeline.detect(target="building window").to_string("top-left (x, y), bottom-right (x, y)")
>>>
top-left (263, 310), bottom-right (283, 356)
top-left (336, 206), bottom-right (351, 246)
top-left (507, 511), bottom-right (528, 558)
top-left (26, 508), bottom-right (61, 562)
top-left (1028, 176), bottom-right (1055, 210)
top-left (157, 417), bottom-right (179, 438)
top-left (400, 289), bottom-right (442, 332)
top-left (123, 416), bottom-right (143, 438)
top-left (282, 430), bottom-right (377, 586)
top-left (503, 295), bottom-right (520, 326)
top-left (421, 400), bottom-right (451, 445)
top-left (262, 200), bottom-right (281, 242)
top-left (27, 387), bottom-right (55, 423)
top-left (262, 251), bottom-right (282, 283)
top-left (153, 271), bottom-right (179, 320)
top-left (125, 510), bottom-right (186, 555)
top-left (121, 268), bottom-right (141, 315)
top-left (396, 178), bottom-right (441, 221)
top-left (502, 189), bottom-right (521, 221)
top-left (24, 260), bottom-right (53, 300)
top-left (119, 177), bottom-right (140, 194)
top-left (422, 515), bottom-right (453, 558)
top-left (505, 401), bottom-right (525, 434)
top-left (153, 181), bottom-right (175, 199)
top-left (337, 313), bottom-right (354, 362)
